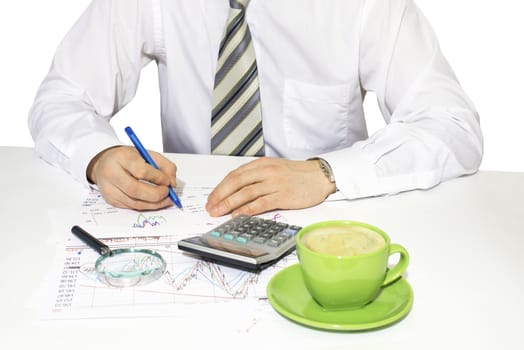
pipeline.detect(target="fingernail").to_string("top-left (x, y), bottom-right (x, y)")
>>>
top-left (209, 205), bottom-right (220, 216)
top-left (214, 203), bottom-right (229, 216)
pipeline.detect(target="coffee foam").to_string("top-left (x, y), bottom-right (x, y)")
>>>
top-left (301, 225), bottom-right (385, 256)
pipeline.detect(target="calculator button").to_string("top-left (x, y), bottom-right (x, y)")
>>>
top-left (236, 236), bottom-right (248, 244)
top-left (223, 233), bottom-right (235, 240)
top-left (253, 236), bottom-right (267, 244)
top-left (268, 238), bottom-right (282, 247)
top-left (252, 227), bottom-right (264, 234)
top-left (259, 222), bottom-right (271, 229)
top-left (221, 224), bottom-right (234, 232)
top-left (275, 234), bottom-right (288, 241)
top-left (209, 231), bottom-right (221, 238)
top-left (241, 233), bottom-right (255, 240)
top-left (267, 228), bottom-right (279, 236)
top-left (282, 228), bottom-right (299, 236)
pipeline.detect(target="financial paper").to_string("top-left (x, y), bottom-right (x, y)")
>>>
top-left (41, 177), bottom-right (298, 322)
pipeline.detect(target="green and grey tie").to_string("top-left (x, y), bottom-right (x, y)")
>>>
top-left (211, 0), bottom-right (264, 156)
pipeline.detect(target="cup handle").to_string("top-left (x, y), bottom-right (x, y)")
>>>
top-left (382, 244), bottom-right (409, 287)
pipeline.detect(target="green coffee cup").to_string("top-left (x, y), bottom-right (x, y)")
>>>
top-left (296, 220), bottom-right (409, 310)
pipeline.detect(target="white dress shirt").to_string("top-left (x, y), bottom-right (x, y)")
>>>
top-left (28, 0), bottom-right (483, 200)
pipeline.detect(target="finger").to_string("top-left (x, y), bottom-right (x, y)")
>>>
top-left (206, 166), bottom-right (266, 212)
top-left (98, 177), bottom-right (174, 211)
top-left (207, 158), bottom-right (274, 203)
top-left (150, 152), bottom-right (178, 187)
top-left (117, 193), bottom-right (174, 211)
top-left (207, 179), bottom-right (278, 217)
top-left (231, 192), bottom-right (282, 217)
top-left (230, 182), bottom-right (324, 217)
top-left (124, 154), bottom-right (172, 187)
top-left (232, 156), bottom-right (271, 172)
top-left (121, 168), bottom-right (175, 202)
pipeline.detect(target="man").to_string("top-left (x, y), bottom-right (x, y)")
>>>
top-left (28, 0), bottom-right (483, 217)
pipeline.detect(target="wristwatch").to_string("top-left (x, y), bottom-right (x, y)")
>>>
top-left (310, 157), bottom-right (336, 184)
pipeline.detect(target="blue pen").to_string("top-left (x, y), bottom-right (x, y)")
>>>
top-left (124, 126), bottom-right (183, 209)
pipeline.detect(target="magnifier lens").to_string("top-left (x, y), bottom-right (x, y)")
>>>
top-left (95, 248), bottom-right (166, 287)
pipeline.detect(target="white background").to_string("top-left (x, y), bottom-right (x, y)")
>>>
top-left (1, 0), bottom-right (522, 172)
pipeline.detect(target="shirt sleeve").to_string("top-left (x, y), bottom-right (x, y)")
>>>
top-left (321, 0), bottom-right (483, 199)
top-left (28, 0), bottom-right (160, 186)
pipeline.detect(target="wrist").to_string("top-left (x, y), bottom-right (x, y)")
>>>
top-left (309, 157), bottom-right (337, 195)
top-left (86, 153), bottom-right (102, 185)
top-left (86, 146), bottom-right (122, 184)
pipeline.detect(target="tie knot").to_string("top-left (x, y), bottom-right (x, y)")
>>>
top-left (230, 0), bottom-right (250, 10)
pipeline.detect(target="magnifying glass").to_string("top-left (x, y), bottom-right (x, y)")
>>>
top-left (71, 225), bottom-right (166, 287)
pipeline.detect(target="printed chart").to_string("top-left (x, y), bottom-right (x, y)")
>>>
top-left (49, 233), bottom-right (297, 319)
top-left (45, 183), bottom-right (298, 320)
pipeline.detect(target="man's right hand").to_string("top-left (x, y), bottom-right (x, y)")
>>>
top-left (87, 146), bottom-right (178, 211)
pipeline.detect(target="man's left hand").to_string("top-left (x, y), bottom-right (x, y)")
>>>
top-left (205, 157), bottom-right (336, 217)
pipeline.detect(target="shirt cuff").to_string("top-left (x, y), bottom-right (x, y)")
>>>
top-left (316, 147), bottom-right (380, 199)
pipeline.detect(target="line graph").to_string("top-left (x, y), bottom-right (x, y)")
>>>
top-left (48, 234), bottom-right (297, 319)
top-left (132, 213), bottom-right (168, 228)
top-left (166, 260), bottom-right (260, 298)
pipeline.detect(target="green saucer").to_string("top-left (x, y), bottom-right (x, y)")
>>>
top-left (266, 264), bottom-right (413, 331)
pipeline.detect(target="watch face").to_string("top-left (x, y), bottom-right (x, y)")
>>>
top-left (318, 159), bottom-right (335, 183)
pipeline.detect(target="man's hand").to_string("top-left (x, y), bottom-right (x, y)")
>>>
top-left (205, 157), bottom-right (336, 217)
top-left (87, 146), bottom-right (177, 210)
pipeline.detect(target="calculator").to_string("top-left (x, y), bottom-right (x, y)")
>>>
top-left (177, 214), bottom-right (302, 271)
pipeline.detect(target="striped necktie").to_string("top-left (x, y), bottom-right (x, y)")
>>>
top-left (211, 0), bottom-right (264, 156)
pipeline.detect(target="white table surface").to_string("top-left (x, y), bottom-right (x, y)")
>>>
top-left (1, 146), bottom-right (523, 349)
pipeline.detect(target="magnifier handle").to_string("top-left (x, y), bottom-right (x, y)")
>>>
top-left (71, 225), bottom-right (112, 256)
